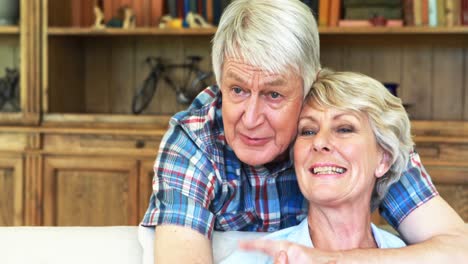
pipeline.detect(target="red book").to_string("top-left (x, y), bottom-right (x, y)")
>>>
top-left (177, 0), bottom-right (184, 19)
top-left (421, 0), bottom-right (429, 25)
top-left (81, 0), bottom-right (95, 27)
top-left (328, 0), bottom-right (341, 27)
top-left (103, 0), bottom-right (114, 22)
top-left (132, 0), bottom-right (144, 26)
top-left (462, 0), bottom-right (468, 25)
top-left (206, 0), bottom-right (213, 23)
top-left (403, 0), bottom-right (414, 26)
top-left (71, 0), bottom-right (82, 27)
top-left (198, 0), bottom-right (203, 16)
top-left (151, 0), bottom-right (164, 26)
top-left (318, 0), bottom-right (330, 27)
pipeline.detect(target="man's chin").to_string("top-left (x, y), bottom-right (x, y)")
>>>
top-left (236, 152), bottom-right (275, 166)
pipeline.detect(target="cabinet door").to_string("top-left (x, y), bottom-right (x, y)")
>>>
top-left (0, 156), bottom-right (23, 225)
top-left (139, 159), bottom-right (155, 221)
top-left (43, 156), bottom-right (138, 226)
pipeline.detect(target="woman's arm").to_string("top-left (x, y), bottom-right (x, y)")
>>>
top-left (240, 196), bottom-right (468, 264)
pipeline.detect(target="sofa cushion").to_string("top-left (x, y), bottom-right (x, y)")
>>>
top-left (0, 226), bottom-right (141, 264)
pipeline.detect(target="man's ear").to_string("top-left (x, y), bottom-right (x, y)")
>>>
top-left (375, 151), bottom-right (391, 178)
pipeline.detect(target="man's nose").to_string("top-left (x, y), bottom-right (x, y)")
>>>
top-left (242, 96), bottom-right (265, 129)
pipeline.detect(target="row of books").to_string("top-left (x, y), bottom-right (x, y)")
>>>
top-left (70, 0), bottom-right (232, 28)
top-left (404, 0), bottom-right (468, 26)
top-left (301, 0), bottom-right (468, 27)
top-left (69, 0), bottom-right (468, 28)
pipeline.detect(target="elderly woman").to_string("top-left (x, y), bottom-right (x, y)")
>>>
top-left (222, 69), bottom-right (411, 263)
top-left (139, 0), bottom-right (467, 263)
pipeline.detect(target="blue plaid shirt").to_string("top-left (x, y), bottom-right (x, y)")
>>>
top-left (141, 86), bottom-right (438, 239)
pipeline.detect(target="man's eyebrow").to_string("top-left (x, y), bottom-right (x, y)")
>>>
top-left (225, 71), bottom-right (248, 84)
top-left (264, 78), bottom-right (287, 86)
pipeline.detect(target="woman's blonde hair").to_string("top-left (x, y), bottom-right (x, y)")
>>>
top-left (306, 69), bottom-right (414, 211)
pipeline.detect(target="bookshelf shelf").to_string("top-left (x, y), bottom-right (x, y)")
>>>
top-left (0, 26), bottom-right (20, 34)
top-left (47, 26), bottom-right (468, 36)
top-left (319, 26), bottom-right (468, 34)
top-left (47, 27), bottom-right (217, 36)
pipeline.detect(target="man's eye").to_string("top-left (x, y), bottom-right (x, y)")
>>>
top-left (269, 92), bottom-right (281, 99)
top-left (232, 87), bottom-right (242, 94)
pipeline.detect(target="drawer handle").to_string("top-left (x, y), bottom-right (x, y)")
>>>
top-left (135, 140), bottom-right (146, 149)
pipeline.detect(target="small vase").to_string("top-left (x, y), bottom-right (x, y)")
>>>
top-left (0, 0), bottom-right (19, 26)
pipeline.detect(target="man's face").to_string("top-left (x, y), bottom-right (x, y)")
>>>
top-left (220, 58), bottom-right (303, 166)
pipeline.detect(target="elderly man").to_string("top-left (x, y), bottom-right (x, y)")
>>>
top-left (140, 0), bottom-right (468, 263)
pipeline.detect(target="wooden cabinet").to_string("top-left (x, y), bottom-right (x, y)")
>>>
top-left (43, 156), bottom-right (139, 226)
top-left (0, 0), bottom-right (41, 125)
top-left (0, 0), bottom-right (467, 226)
top-left (0, 155), bottom-right (24, 226)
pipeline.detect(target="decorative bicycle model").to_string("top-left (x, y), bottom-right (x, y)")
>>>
top-left (131, 55), bottom-right (213, 114)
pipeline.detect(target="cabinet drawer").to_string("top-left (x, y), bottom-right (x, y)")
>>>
top-left (0, 132), bottom-right (28, 151)
top-left (416, 142), bottom-right (468, 166)
top-left (43, 133), bottom-right (162, 156)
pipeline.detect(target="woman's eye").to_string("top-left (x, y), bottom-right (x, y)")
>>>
top-left (300, 129), bottom-right (316, 136)
top-left (337, 126), bottom-right (353, 133)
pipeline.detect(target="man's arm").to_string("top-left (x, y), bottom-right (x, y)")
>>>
top-left (155, 225), bottom-right (213, 264)
top-left (239, 195), bottom-right (468, 263)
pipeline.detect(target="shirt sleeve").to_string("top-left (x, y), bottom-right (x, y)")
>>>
top-left (140, 123), bottom-right (218, 239)
top-left (379, 151), bottom-right (439, 228)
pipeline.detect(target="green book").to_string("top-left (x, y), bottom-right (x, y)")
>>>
top-left (345, 7), bottom-right (403, 19)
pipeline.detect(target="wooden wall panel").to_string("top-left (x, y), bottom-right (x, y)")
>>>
top-left (432, 45), bottom-right (464, 120)
top-left (320, 44), bottom-right (343, 70)
top-left (401, 45), bottom-right (433, 120)
top-left (110, 38), bottom-right (136, 114)
top-left (342, 44), bottom-right (373, 76)
top-left (372, 45), bottom-right (402, 87)
top-left (47, 37), bottom-right (85, 113)
top-left (84, 38), bottom-right (112, 113)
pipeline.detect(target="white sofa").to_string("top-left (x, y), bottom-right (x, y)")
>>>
top-left (0, 226), bottom-right (266, 264)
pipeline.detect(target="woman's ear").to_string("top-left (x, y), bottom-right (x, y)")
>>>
top-left (375, 151), bottom-right (391, 178)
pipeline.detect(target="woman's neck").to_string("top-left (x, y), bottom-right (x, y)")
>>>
top-left (307, 201), bottom-right (377, 251)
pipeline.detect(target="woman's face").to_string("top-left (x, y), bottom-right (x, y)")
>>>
top-left (294, 102), bottom-right (389, 207)
top-left (221, 58), bottom-right (304, 166)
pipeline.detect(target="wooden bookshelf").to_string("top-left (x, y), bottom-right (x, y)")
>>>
top-left (47, 27), bottom-right (217, 36)
top-left (0, 26), bottom-right (20, 34)
top-left (47, 26), bottom-right (468, 36)
top-left (319, 26), bottom-right (468, 34)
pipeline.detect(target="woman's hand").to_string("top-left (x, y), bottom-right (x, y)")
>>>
top-left (239, 239), bottom-right (340, 264)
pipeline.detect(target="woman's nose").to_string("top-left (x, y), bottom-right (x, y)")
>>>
top-left (242, 97), bottom-right (265, 129)
top-left (312, 131), bottom-right (331, 152)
